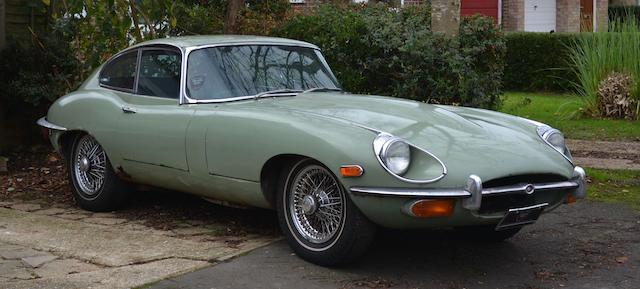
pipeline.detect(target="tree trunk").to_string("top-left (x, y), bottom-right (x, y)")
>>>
top-left (128, 0), bottom-right (144, 42)
top-left (224, 0), bottom-right (244, 34)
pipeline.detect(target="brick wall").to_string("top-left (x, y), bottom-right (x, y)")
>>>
top-left (596, 0), bottom-right (608, 31)
top-left (502, 0), bottom-right (524, 31)
top-left (556, 0), bottom-right (580, 32)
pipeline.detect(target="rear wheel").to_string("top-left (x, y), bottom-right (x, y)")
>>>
top-left (277, 159), bottom-right (375, 266)
top-left (68, 134), bottom-right (128, 212)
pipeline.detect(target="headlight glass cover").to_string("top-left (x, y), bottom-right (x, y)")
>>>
top-left (381, 139), bottom-right (411, 175)
top-left (537, 125), bottom-right (572, 161)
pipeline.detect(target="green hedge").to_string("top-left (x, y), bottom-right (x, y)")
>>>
top-left (609, 6), bottom-right (640, 23)
top-left (504, 32), bottom-right (578, 92)
top-left (274, 4), bottom-right (505, 109)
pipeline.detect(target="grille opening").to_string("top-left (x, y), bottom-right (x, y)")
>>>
top-left (479, 174), bottom-right (569, 214)
top-left (482, 174), bottom-right (568, 189)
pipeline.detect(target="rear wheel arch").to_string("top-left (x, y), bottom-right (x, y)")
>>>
top-left (58, 130), bottom-right (87, 160)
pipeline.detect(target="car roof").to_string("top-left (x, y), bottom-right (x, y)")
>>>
top-left (130, 35), bottom-right (319, 50)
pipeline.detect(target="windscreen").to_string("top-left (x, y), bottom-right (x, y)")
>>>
top-left (186, 45), bottom-right (339, 100)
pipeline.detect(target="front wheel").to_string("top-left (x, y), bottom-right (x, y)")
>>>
top-left (68, 134), bottom-right (128, 212)
top-left (277, 159), bottom-right (376, 266)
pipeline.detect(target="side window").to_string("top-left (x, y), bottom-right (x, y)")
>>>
top-left (99, 50), bottom-right (138, 91)
top-left (137, 49), bottom-right (182, 99)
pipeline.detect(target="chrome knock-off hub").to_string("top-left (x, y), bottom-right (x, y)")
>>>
top-left (79, 157), bottom-right (91, 172)
top-left (301, 195), bottom-right (318, 215)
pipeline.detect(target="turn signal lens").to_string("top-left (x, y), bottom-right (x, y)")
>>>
top-left (340, 165), bottom-right (364, 177)
top-left (565, 194), bottom-right (577, 204)
top-left (410, 199), bottom-right (455, 217)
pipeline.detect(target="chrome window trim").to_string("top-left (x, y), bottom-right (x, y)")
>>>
top-left (135, 46), bottom-right (183, 99)
top-left (98, 49), bottom-right (141, 92)
top-left (372, 132), bottom-right (447, 184)
top-left (37, 117), bottom-right (67, 131)
top-left (99, 44), bottom-right (184, 97)
top-left (179, 42), bottom-right (334, 105)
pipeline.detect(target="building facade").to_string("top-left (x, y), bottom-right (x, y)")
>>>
top-left (289, 0), bottom-right (609, 32)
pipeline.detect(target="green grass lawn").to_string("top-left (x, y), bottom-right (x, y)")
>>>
top-left (500, 92), bottom-right (640, 141)
top-left (586, 168), bottom-right (640, 212)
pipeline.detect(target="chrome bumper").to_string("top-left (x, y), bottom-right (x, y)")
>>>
top-left (37, 117), bottom-right (67, 131)
top-left (351, 166), bottom-right (587, 211)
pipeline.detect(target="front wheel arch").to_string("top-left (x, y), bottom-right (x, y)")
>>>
top-left (260, 154), bottom-right (314, 208)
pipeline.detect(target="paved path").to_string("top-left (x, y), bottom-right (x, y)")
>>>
top-left (151, 201), bottom-right (640, 289)
top-left (0, 204), bottom-right (278, 289)
top-left (567, 139), bottom-right (640, 170)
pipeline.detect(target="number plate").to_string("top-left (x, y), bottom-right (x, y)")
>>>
top-left (495, 203), bottom-right (548, 231)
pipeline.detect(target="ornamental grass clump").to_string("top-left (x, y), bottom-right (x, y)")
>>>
top-left (569, 15), bottom-right (640, 119)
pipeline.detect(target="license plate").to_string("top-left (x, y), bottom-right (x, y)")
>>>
top-left (495, 203), bottom-right (548, 231)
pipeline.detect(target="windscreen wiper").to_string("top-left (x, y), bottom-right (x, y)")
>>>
top-left (302, 87), bottom-right (343, 94)
top-left (254, 89), bottom-right (303, 99)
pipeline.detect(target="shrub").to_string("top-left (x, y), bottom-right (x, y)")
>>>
top-left (0, 36), bottom-right (80, 109)
top-left (273, 4), bottom-right (504, 109)
top-left (568, 16), bottom-right (640, 119)
top-left (459, 15), bottom-right (505, 108)
top-left (609, 6), bottom-right (640, 24)
top-left (272, 5), bottom-right (370, 91)
top-left (596, 72), bottom-right (637, 119)
top-left (503, 32), bottom-right (578, 92)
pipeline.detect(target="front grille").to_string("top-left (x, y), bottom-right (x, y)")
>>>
top-left (479, 174), bottom-right (569, 214)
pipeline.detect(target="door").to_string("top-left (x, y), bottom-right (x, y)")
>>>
top-left (524, 0), bottom-right (556, 32)
top-left (116, 47), bottom-right (194, 173)
top-left (580, 0), bottom-right (594, 32)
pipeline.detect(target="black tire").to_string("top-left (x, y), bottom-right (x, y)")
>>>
top-left (67, 134), bottom-right (128, 212)
top-left (455, 225), bottom-right (522, 242)
top-left (277, 159), bottom-right (376, 267)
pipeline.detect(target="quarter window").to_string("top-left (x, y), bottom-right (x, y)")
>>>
top-left (99, 50), bottom-right (138, 91)
top-left (137, 49), bottom-right (182, 99)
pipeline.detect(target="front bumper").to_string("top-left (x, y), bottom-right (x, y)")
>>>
top-left (349, 166), bottom-right (586, 227)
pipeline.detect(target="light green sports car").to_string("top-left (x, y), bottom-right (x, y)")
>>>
top-left (38, 36), bottom-right (586, 266)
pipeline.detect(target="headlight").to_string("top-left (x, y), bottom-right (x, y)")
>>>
top-left (537, 125), bottom-right (572, 161)
top-left (374, 134), bottom-right (411, 175)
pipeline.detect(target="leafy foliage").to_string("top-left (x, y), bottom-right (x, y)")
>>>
top-left (609, 6), bottom-right (640, 24)
top-left (0, 35), bottom-right (80, 108)
top-left (274, 4), bottom-right (505, 109)
top-left (503, 32), bottom-right (578, 92)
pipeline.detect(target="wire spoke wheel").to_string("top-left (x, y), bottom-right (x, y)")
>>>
top-left (288, 165), bottom-right (346, 244)
top-left (73, 135), bottom-right (107, 197)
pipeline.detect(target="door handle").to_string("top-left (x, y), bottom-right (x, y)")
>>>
top-left (121, 106), bottom-right (137, 114)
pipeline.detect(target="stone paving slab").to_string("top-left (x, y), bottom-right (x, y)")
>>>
top-left (3, 258), bottom-right (209, 289)
top-left (0, 207), bottom-right (278, 288)
top-left (0, 208), bottom-right (275, 267)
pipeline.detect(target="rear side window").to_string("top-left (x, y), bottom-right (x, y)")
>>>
top-left (137, 49), bottom-right (182, 99)
top-left (99, 50), bottom-right (138, 91)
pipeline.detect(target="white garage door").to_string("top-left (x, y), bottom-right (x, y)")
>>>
top-left (524, 0), bottom-right (556, 32)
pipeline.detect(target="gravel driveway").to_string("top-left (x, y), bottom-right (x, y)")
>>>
top-left (151, 201), bottom-right (640, 289)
